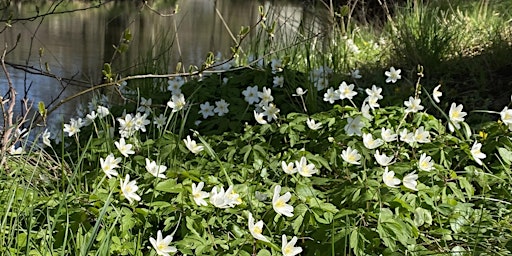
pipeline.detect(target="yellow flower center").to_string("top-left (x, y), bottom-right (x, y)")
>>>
top-left (275, 199), bottom-right (285, 208)
top-left (253, 226), bottom-right (262, 235)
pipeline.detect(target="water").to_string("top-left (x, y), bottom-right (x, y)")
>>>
top-left (0, 0), bottom-right (310, 128)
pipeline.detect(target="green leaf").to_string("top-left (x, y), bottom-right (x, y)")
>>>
top-left (498, 147), bottom-right (512, 165)
top-left (155, 179), bottom-right (183, 193)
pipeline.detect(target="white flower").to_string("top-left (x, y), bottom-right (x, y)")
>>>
top-left (145, 158), bottom-right (167, 178)
top-left (192, 182), bottom-right (209, 206)
top-left (167, 77), bottom-right (185, 95)
top-left (262, 103), bottom-right (280, 122)
top-left (413, 126), bottom-right (431, 143)
top-left (258, 87), bottom-right (274, 105)
top-left (381, 128), bottom-right (397, 142)
top-left (374, 150), bottom-right (394, 166)
top-left (242, 86), bottom-right (261, 105)
top-left (338, 81), bottom-right (357, 100)
top-left (100, 154), bottom-right (121, 179)
top-left (63, 118), bottom-right (82, 137)
top-left (97, 106), bottom-right (110, 118)
top-left (448, 103), bottom-right (467, 132)
top-left (385, 67), bottom-right (401, 83)
top-left (363, 133), bottom-right (384, 149)
top-left (341, 147), bottom-right (361, 165)
top-left (137, 97), bottom-right (152, 114)
top-left (281, 161), bottom-right (296, 174)
top-left (470, 141), bottom-right (486, 166)
top-left (282, 235), bottom-right (303, 256)
top-left (323, 87), bottom-right (339, 104)
top-left (271, 59), bottom-right (283, 73)
top-left (167, 93), bottom-right (186, 112)
top-left (118, 113), bottom-right (136, 138)
top-left (365, 96), bottom-right (380, 110)
top-left (254, 110), bottom-right (268, 124)
top-left (134, 112), bottom-right (150, 132)
top-left (272, 185), bottom-right (294, 217)
top-left (84, 111), bottom-right (97, 126)
top-left (295, 156), bottom-right (318, 177)
top-left (432, 84), bottom-right (442, 103)
top-left (273, 76), bottom-right (284, 88)
top-left (383, 167), bottom-right (401, 188)
top-left (404, 97), bottom-right (424, 113)
top-left (120, 174), bottom-right (141, 203)
top-left (292, 87), bottom-right (307, 97)
top-left (183, 135), bottom-right (204, 154)
top-left (149, 230), bottom-right (178, 256)
top-left (500, 106), bottom-right (512, 125)
top-left (306, 118), bottom-right (322, 130)
top-left (248, 213), bottom-right (269, 242)
top-left (115, 138), bottom-right (135, 157)
top-left (210, 185), bottom-right (240, 208)
top-left (399, 128), bottom-right (415, 144)
top-left (365, 85), bottom-right (383, 100)
top-left (214, 99), bottom-right (230, 116)
top-left (361, 103), bottom-right (373, 121)
top-left (153, 114), bottom-right (167, 129)
top-left (403, 171), bottom-right (418, 191)
top-left (199, 102), bottom-right (215, 119)
top-left (344, 116), bottom-right (364, 136)
top-left (42, 129), bottom-right (51, 147)
top-left (418, 153), bottom-right (434, 172)
top-left (351, 69), bottom-right (362, 79)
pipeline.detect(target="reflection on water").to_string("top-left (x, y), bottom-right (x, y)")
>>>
top-left (0, 0), bottom-right (310, 129)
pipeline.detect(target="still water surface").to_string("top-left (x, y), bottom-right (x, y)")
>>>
top-left (0, 0), bottom-right (311, 127)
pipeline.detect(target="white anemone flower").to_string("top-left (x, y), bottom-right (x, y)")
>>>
top-left (295, 156), bottom-right (318, 177)
top-left (381, 127), bottom-right (397, 142)
top-left (306, 118), bottom-right (322, 130)
top-left (281, 161), bottom-right (297, 174)
top-left (344, 116), bottom-right (364, 136)
top-left (282, 235), bottom-right (303, 256)
top-left (272, 185), bottom-right (294, 217)
top-left (145, 158), bottom-right (167, 178)
top-left (248, 213), bottom-right (269, 242)
top-left (403, 171), bottom-right (418, 191)
top-left (167, 93), bottom-right (186, 112)
top-left (192, 182), bottom-right (209, 206)
top-left (432, 84), bottom-right (442, 103)
top-left (413, 126), bottom-right (431, 143)
top-left (385, 67), bottom-right (401, 83)
top-left (199, 102), bottom-right (215, 119)
top-left (470, 141), bottom-right (486, 166)
top-left (383, 167), bottom-right (401, 188)
top-left (254, 110), bottom-right (268, 124)
top-left (418, 153), bottom-right (434, 172)
top-left (242, 86), bottom-right (260, 105)
top-left (404, 96), bottom-right (424, 113)
top-left (214, 99), bottom-right (230, 116)
top-left (120, 174), bottom-right (141, 203)
top-left (500, 106), bottom-right (512, 126)
top-left (363, 133), bottom-right (384, 149)
top-left (100, 153), bottom-right (121, 179)
top-left (183, 135), bottom-right (204, 154)
top-left (341, 146), bottom-right (361, 165)
top-left (149, 230), bottom-right (178, 256)
top-left (338, 81), bottom-right (357, 100)
top-left (448, 103), bottom-right (467, 132)
top-left (115, 138), bottom-right (135, 157)
top-left (374, 150), bottom-right (394, 166)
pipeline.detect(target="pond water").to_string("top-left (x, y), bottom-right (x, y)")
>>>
top-left (0, 0), bottom-right (317, 129)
